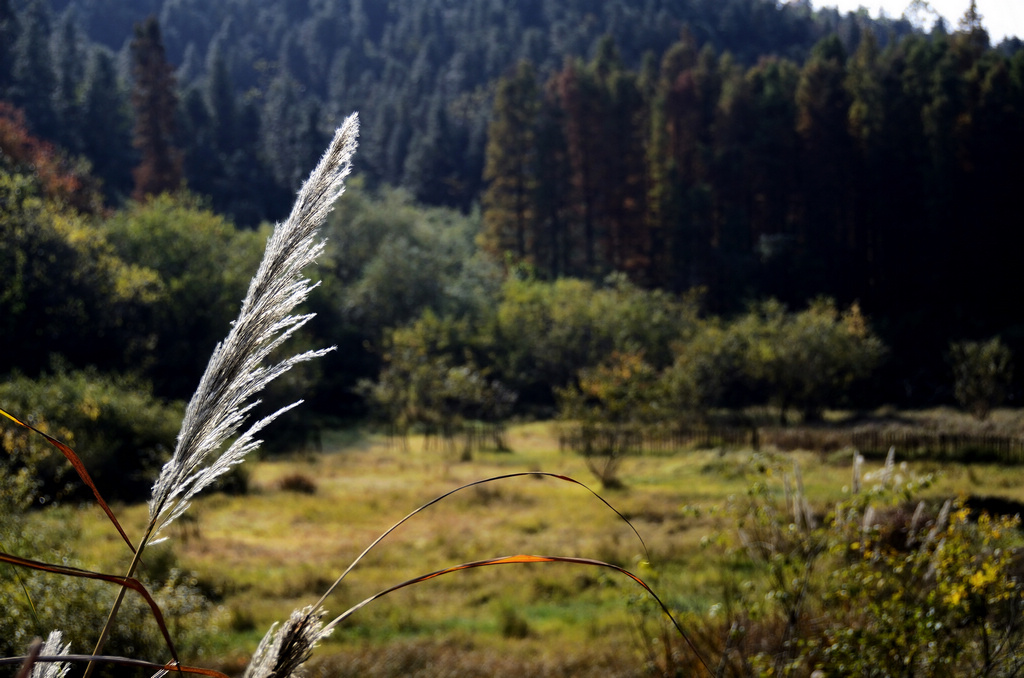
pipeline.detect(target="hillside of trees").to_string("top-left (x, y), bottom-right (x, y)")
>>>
top-left (481, 18), bottom-right (1024, 399)
top-left (3, 0), bottom-right (950, 222)
top-left (2, 0), bottom-right (1024, 457)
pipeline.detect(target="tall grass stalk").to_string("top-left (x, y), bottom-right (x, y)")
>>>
top-left (83, 114), bottom-right (359, 676)
top-left (5, 109), bottom-right (703, 677)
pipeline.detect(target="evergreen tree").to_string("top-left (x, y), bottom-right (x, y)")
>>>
top-left (955, 0), bottom-right (989, 59)
top-left (556, 58), bottom-right (607, 275)
top-left (843, 32), bottom-right (886, 299)
top-left (177, 84), bottom-right (218, 200)
top-left (534, 75), bottom-right (572, 277)
top-left (130, 16), bottom-right (183, 200)
top-left (52, 13), bottom-right (86, 153)
top-left (205, 45), bottom-right (237, 154)
top-left (403, 94), bottom-right (462, 207)
top-left (10, 0), bottom-right (56, 138)
top-left (80, 48), bottom-right (134, 202)
top-left (794, 35), bottom-right (853, 298)
top-left (260, 71), bottom-right (326, 196)
top-left (0, 0), bottom-right (19, 100)
top-left (652, 35), bottom-right (721, 294)
top-left (594, 37), bottom-right (648, 281)
top-left (481, 60), bottom-right (540, 263)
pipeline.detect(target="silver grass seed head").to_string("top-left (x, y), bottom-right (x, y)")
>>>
top-left (148, 115), bottom-right (359, 540)
top-left (31, 631), bottom-right (70, 678)
top-left (243, 606), bottom-right (333, 678)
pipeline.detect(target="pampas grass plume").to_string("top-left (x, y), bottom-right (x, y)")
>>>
top-left (148, 114), bottom-right (359, 541)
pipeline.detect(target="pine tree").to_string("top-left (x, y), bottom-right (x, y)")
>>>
top-left (794, 35), bottom-right (853, 298)
top-left (130, 16), bottom-right (183, 200)
top-left (844, 32), bottom-right (897, 305)
top-left (403, 94), bottom-right (462, 207)
top-left (52, 13), bottom-right (86, 153)
top-left (10, 0), bottom-right (56, 138)
top-left (0, 0), bottom-right (19, 100)
top-left (206, 45), bottom-right (238, 155)
top-left (81, 48), bottom-right (134, 202)
top-left (534, 76), bottom-right (572, 277)
top-left (592, 37), bottom-right (649, 280)
top-left (556, 58), bottom-right (607, 275)
top-left (481, 60), bottom-right (540, 263)
top-left (955, 0), bottom-right (989, 59)
top-left (653, 37), bottom-right (721, 294)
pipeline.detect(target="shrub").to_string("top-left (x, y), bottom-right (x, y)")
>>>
top-left (278, 473), bottom-right (318, 494)
top-left (557, 351), bottom-right (664, 488)
top-left (0, 366), bottom-right (183, 503)
top-left (687, 452), bottom-right (1024, 677)
top-left (949, 337), bottom-right (1014, 420)
top-left (735, 298), bottom-right (886, 422)
top-left (361, 311), bottom-right (517, 456)
top-left (0, 505), bottom-right (218, 678)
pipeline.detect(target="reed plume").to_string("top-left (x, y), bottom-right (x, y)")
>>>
top-left (242, 606), bottom-right (331, 678)
top-left (84, 114), bottom-right (358, 677)
top-left (28, 631), bottom-right (69, 678)
top-left (149, 113), bottom-right (359, 540)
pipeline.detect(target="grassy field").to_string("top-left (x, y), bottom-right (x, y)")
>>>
top-left (56, 415), bottom-right (1024, 676)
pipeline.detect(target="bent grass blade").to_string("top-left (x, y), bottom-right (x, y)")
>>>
top-left (313, 471), bottom-right (649, 609)
top-left (0, 654), bottom-right (228, 677)
top-left (295, 471), bottom-right (712, 675)
top-left (323, 553), bottom-right (714, 677)
top-left (0, 407), bottom-right (136, 554)
top-left (0, 551), bottom-right (181, 669)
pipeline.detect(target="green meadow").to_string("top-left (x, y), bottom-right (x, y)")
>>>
top-left (47, 416), bottom-right (1024, 676)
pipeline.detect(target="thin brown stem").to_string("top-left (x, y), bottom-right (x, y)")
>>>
top-left (83, 523), bottom-right (155, 678)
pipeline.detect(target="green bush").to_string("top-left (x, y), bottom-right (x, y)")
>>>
top-left (691, 454), bottom-right (1024, 677)
top-left (0, 366), bottom-right (183, 503)
top-left (661, 319), bottom-right (749, 413)
top-left (949, 337), bottom-right (1014, 421)
top-left (361, 310), bottom-right (516, 455)
top-left (102, 193), bottom-right (266, 399)
top-left (490, 274), bottom-right (699, 409)
top-left (0, 505), bottom-right (219, 678)
top-left (557, 351), bottom-right (665, 487)
top-left (735, 298), bottom-right (886, 421)
top-left (0, 172), bottom-right (162, 378)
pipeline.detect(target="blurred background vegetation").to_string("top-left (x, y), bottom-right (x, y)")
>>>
top-left (2, 0), bottom-right (1023, 497)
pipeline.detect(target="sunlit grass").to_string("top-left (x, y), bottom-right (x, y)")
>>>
top-left (46, 419), bottom-right (1024, 674)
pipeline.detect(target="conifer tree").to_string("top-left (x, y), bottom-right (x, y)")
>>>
top-left (81, 48), bottom-right (134, 201)
top-left (594, 37), bottom-right (648, 280)
top-left (52, 14), bottom-right (86, 153)
top-left (0, 0), bottom-right (19, 100)
top-left (955, 0), bottom-right (989, 58)
top-left (10, 0), bottom-right (56, 138)
top-left (403, 94), bottom-right (460, 206)
top-left (206, 46), bottom-right (238, 155)
top-left (534, 76), bottom-right (572, 277)
top-left (557, 58), bottom-right (607, 275)
top-left (130, 16), bottom-right (182, 200)
top-left (482, 60), bottom-right (540, 263)
top-left (794, 35), bottom-right (853, 296)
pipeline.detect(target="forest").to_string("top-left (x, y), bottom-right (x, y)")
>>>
top-left (2, 0), bottom-right (941, 221)
top-left (2, 0), bottom-right (1022, 422)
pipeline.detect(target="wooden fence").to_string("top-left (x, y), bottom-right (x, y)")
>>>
top-left (382, 421), bottom-right (510, 455)
top-left (557, 424), bottom-right (1024, 465)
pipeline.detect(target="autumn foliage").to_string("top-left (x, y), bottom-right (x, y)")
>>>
top-left (0, 102), bottom-right (102, 213)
